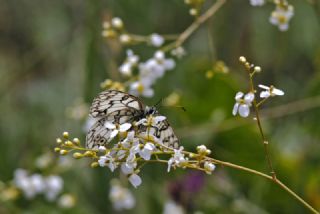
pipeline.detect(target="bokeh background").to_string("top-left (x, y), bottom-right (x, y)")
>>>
top-left (1, 0), bottom-right (320, 213)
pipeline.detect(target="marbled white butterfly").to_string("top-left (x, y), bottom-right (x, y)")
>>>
top-left (86, 90), bottom-right (179, 149)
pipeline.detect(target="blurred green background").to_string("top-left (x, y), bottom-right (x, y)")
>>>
top-left (1, 0), bottom-right (320, 213)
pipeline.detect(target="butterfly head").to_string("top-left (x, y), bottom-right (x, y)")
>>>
top-left (145, 106), bottom-right (158, 115)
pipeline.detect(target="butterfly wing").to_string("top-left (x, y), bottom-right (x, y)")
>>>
top-left (138, 116), bottom-right (180, 149)
top-left (86, 117), bottom-right (113, 149)
top-left (156, 119), bottom-right (180, 149)
top-left (86, 90), bottom-right (144, 149)
top-left (89, 90), bottom-right (144, 118)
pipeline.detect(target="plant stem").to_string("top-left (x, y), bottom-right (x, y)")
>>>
top-left (162, 0), bottom-right (227, 52)
top-left (249, 73), bottom-right (276, 179)
top-left (207, 157), bottom-right (319, 214)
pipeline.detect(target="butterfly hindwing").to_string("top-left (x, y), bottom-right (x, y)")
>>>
top-left (138, 115), bottom-right (179, 149)
top-left (86, 117), bottom-right (113, 149)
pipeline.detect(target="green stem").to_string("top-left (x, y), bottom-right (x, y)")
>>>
top-left (208, 157), bottom-right (319, 214)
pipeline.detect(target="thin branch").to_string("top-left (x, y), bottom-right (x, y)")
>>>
top-left (147, 153), bottom-right (319, 214)
top-left (162, 0), bottom-right (227, 52)
top-left (248, 75), bottom-right (277, 179)
top-left (207, 157), bottom-right (319, 214)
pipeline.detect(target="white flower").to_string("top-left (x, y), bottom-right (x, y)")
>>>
top-left (171, 46), bottom-right (186, 59)
top-left (258, 84), bottom-right (284, 98)
top-left (269, 4), bottom-right (294, 31)
top-left (58, 194), bottom-right (76, 209)
top-left (154, 51), bottom-right (175, 71)
top-left (129, 79), bottom-right (154, 97)
top-left (139, 142), bottom-right (155, 160)
top-left (119, 34), bottom-right (131, 44)
top-left (167, 147), bottom-right (187, 172)
top-left (44, 175), bottom-right (64, 201)
top-left (116, 149), bottom-right (127, 160)
top-left (196, 145), bottom-right (211, 155)
top-left (163, 200), bottom-right (185, 214)
top-left (13, 172), bottom-right (40, 199)
top-left (14, 171), bottom-right (46, 199)
top-left (98, 156), bottom-right (107, 167)
top-left (99, 154), bottom-right (117, 172)
top-left (128, 174), bottom-right (142, 188)
top-left (136, 115), bottom-right (166, 127)
top-left (139, 51), bottom-right (175, 81)
top-left (120, 131), bottom-right (137, 148)
top-left (204, 162), bottom-right (216, 174)
top-left (104, 122), bottom-right (132, 141)
top-left (111, 17), bottom-right (123, 29)
top-left (121, 162), bottom-right (135, 175)
top-left (98, 146), bottom-right (106, 152)
top-left (119, 50), bottom-right (139, 76)
top-left (109, 181), bottom-right (135, 210)
top-left (249, 0), bottom-right (264, 6)
top-left (126, 140), bottom-right (140, 164)
top-left (150, 33), bottom-right (164, 47)
top-left (232, 92), bottom-right (255, 118)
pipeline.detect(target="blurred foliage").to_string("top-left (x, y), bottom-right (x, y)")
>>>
top-left (0, 0), bottom-right (320, 213)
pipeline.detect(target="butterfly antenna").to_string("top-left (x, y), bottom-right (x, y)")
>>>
top-left (173, 105), bottom-right (186, 112)
top-left (154, 98), bottom-right (186, 112)
top-left (154, 98), bottom-right (164, 107)
top-left (162, 105), bottom-right (186, 112)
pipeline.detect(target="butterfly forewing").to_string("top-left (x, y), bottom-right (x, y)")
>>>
top-left (89, 90), bottom-right (144, 118)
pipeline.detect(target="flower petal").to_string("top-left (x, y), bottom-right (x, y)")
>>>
top-left (260, 91), bottom-right (270, 98)
top-left (144, 142), bottom-right (155, 151)
top-left (128, 174), bottom-right (142, 188)
top-left (258, 84), bottom-right (269, 90)
top-left (232, 103), bottom-right (239, 116)
top-left (119, 123), bottom-right (132, 132)
top-left (110, 130), bottom-right (119, 139)
top-left (154, 116), bottom-right (166, 123)
top-left (139, 149), bottom-right (152, 160)
top-left (239, 104), bottom-right (250, 117)
top-left (121, 163), bottom-right (134, 175)
top-left (235, 92), bottom-right (244, 100)
top-left (105, 122), bottom-right (116, 129)
top-left (272, 88), bottom-right (284, 96)
top-left (135, 118), bottom-right (147, 126)
top-left (244, 92), bottom-right (255, 103)
top-left (143, 88), bottom-right (154, 98)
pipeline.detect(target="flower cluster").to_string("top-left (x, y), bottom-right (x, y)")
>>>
top-left (109, 179), bottom-right (136, 211)
top-left (128, 50), bottom-right (176, 97)
top-left (269, 1), bottom-right (294, 31)
top-left (102, 17), bottom-right (168, 47)
top-left (232, 56), bottom-right (284, 118)
top-left (13, 169), bottom-right (63, 201)
top-left (249, 0), bottom-right (294, 31)
top-left (101, 49), bottom-right (177, 98)
top-left (100, 16), bottom-right (187, 98)
top-left (55, 115), bottom-right (216, 188)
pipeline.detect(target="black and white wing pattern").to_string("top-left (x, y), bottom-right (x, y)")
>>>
top-left (86, 89), bottom-right (180, 150)
top-left (89, 90), bottom-right (144, 119)
top-left (86, 117), bottom-right (113, 149)
top-left (86, 90), bottom-right (144, 149)
top-left (138, 118), bottom-right (179, 149)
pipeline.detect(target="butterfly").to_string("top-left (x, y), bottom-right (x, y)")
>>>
top-left (86, 90), bottom-right (179, 150)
